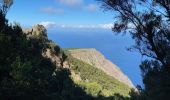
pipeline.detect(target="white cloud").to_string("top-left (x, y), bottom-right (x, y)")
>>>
top-left (85, 4), bottom-right (98, 12)
top-left (41, 7), bottom-right (64, 14)
top-left (39, 21), bottom-right (67, 29)
top-left (58, 0), bottom-right (83, 7)
top-left (39, 21), bottom-right (114, 29)
top-left (39, 21), bottom-right (57, 28)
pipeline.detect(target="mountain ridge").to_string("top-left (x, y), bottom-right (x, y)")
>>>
top-left (67, 48), bottom-right (135, 88)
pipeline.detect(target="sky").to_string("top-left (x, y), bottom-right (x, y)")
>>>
top-left (7, 0), bottom-right (114, 29)
top-left (6, 0), bottom-right (143, 86)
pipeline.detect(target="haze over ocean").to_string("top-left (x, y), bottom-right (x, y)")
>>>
top-left (48, 28), bottom-right (143, 86)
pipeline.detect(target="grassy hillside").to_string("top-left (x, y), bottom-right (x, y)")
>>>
top-left (64, 49), bottom-right (131, 97)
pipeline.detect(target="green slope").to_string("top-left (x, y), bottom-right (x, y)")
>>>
top-left (65, 50), bottom-right (131, 97)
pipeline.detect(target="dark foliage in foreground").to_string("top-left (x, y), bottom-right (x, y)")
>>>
top-left (98, 0), bottom-right (170, 100)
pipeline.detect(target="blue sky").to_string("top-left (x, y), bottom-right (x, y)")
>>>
top-left (7, 0), bottom-right (114, 29)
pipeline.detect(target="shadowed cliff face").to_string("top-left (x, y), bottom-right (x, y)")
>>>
top-left (23, 25), bottom-right (66, 68)
top-left (68, 48), bottom-right (135, 88)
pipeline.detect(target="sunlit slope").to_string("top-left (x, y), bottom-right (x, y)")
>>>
top-left (64, 49), bottom-right (133, 97)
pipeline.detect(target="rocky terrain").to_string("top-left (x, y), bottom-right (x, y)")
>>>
top-left (68, 48), bottom-right (135, 88)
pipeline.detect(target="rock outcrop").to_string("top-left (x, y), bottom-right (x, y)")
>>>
top-left (23, 24), bottom-right (47, 39)
top-left (68, 48), bottom-right (135, 88)
top-left (42, 48), bottom-right (63, 67)
top-left (23, 25), bottom-right (66, 68)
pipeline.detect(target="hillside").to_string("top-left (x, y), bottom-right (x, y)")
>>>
top-left (23, 25), bottom-right (133, 97)
top-left (24, 25), bottom-right (134, 95)
top-left (67, 48), bottom-right (134, 88)
top-left (66, 54), bottom-right (131, 97)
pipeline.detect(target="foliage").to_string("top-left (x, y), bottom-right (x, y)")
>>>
top-left (98, 0), bottom-right (170, 99)
top-left (0, 0), bottom-right (13, 14)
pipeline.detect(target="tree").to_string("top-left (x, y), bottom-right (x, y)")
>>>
top-left (98, 0), bottom-right (170, 99)
top-left (0, 0), bottom-right (13, 14)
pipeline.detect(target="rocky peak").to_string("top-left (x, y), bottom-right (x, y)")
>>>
top-left (23, 24), bottom-right (47, 39)
top-left (68, 48), bottom-right (135, 88)
top-left (23, 25), bottom-right (67, 68)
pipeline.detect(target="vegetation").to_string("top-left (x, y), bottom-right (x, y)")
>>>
top-left (0, 0), bottom-right (13, 14)
top-left (65, 51), bottom-right (131, 97)
top-left (98, 0), bottom-right (170, 99)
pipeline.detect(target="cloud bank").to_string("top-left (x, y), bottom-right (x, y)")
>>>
top-left (39, 21), bottom-right (114, 29)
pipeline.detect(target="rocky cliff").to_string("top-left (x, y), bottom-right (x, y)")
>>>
top-left (68, 48), bottom-right (135, 88)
